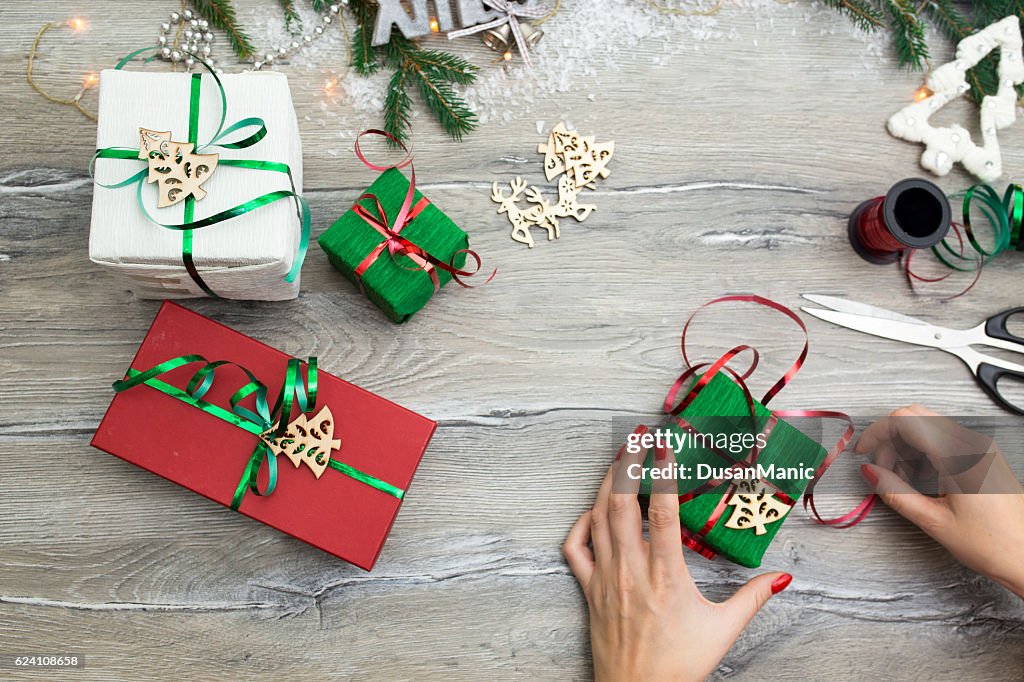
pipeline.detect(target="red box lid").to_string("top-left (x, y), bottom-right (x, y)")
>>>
top-left (91, 301), bottom-right (437, 570)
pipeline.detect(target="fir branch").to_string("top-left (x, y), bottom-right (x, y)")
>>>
top-left (409, 68), bottom-right (478, 140)
top-left (886, 0), bottom-right (929, 69)
top-left (311, 0), bottom-right (329, 12)
top-left (278, 0), bottom-right (300, 30)
top-left (820, 0), bottom-right (884, 32)
top-left (921, 0), bottom-right (971, 42)
top-left (351, 0), bottom-right (379, 74)
top-left (191, 0), bottom-right (256, 61)
top-left (384, 68), bottom-right (414, 145)
top-left (407, 50), bottom-right (478, 85)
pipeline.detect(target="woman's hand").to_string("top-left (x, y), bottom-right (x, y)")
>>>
top-left (856, 404), bottom-right (1024, 599)
top-left (563, 432), bottom-right (792, 682)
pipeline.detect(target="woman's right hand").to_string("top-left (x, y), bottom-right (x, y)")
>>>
top-left (855, 404), bottom-right (1024, 599)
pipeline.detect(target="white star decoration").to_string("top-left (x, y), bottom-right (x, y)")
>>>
top-left (887, 15), bottom-right (1024, 182)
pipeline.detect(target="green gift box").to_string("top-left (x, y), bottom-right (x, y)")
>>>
top-left (637, 371), bottom-right (828, 568)
top-left (318, 168), bottom-right (468, 323)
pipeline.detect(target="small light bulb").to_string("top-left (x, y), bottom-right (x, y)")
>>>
top-left (429, 17), bottom-right (439, 32)
top-left (83, 73), bottom-right (99, 89)
top-left (503, 51), bottom-right (513, 61)
top-left (323, 78), bottom-right (337, 95)
top-left (914, 85), bottom-right (933, 102)
top-left (68, 17), bottom-right (88, 31)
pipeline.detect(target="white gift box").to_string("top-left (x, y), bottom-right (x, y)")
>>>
top-left (89, 70), bottom-right (304, 300)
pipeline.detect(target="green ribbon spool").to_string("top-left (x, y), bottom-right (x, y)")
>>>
top-left (113, 354), bottom-right (404, 511)
top-left (932, 183), bottom-right (1024, 271)
top-left (91, 47), bottom-right (310, 297)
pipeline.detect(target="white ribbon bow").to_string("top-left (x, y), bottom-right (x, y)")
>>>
top-left (447, 0), bottom-right (548, 67)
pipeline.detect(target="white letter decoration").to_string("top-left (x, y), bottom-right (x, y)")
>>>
top-left (887, 15), bottom-right (1024, 182)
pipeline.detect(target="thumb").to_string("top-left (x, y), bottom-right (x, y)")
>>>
top-left (722, 571), bottom-right (792, 633)
top-left (861, 463), bottom-right (949, 537)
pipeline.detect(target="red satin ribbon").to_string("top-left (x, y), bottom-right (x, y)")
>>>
top-left (351, 130), bottom-right (495, 290)
top-left (650, 295), bottom-right (875, 559)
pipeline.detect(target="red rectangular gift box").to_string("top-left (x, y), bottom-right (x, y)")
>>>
top-left (91, 301), bottom-right (436, 570)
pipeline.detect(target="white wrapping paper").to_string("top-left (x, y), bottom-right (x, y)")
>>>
top-left (89, 69), bottom-right (303, 300)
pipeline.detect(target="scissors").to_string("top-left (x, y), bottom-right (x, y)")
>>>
top-left (800, 294), bottom-right (1024, 415)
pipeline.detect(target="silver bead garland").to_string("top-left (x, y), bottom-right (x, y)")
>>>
top-left (156, 0), bottom-right (351, 74)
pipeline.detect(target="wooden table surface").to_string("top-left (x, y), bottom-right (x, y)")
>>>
top-left (2, 2), bottom-right (1023, 680)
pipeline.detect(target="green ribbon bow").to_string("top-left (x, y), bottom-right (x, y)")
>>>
top-left (113, 354), bottom-right (404, 510)
top-left (91, 47), bottom-right (310, 298)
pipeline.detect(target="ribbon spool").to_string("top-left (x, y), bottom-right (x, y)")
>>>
top-left (481, 22), bottom-right (543, 54)
top-left (847, 178), bottom-right (952, 265)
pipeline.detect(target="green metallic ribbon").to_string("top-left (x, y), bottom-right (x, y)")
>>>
top-left (932, 184), bottom-right (1024, 271)
top-left (91, 48), bottom-right (309, 297)
top-left (112, 354), bottom-right (405, 510)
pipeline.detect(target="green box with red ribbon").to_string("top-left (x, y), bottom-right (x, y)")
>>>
top-left (635, 371), bottom-right (830, 568)
top-left (628, 296), bottom-right (874, 568)
top-left (318, 167), bottom-right (471, 323)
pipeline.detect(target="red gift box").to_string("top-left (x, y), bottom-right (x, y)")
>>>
top-left (91, 301), bottom-right (436, 570)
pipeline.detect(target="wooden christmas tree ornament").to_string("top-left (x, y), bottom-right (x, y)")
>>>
top-left (723, 480), bottom-right (792, 535)
top-left (260, 405), bottom-right (342, 479)
top-left (138, 128), bottom-right (219, 208)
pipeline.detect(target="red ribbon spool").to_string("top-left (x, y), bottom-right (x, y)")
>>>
top-left (848, 178), bottom-right (951, 264)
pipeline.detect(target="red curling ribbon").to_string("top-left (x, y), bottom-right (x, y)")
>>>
top-left (653, 296), bottom-right (875, 559)
top-left (351, 130), bottom-right (495, 290)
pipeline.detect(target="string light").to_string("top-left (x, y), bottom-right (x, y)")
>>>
top-left (914, 85), bottom-right (933, 102)
top-left (26, 19), bottom-right (97, 121)
top-left (323, 78), bottom-right (338, 95)
top-left (429, 17), bottom-right (439, 32)
top-left (503, 50), bottom-right (513, 61)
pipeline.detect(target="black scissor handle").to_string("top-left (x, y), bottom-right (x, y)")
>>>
top-left (976, 362), bottom-right (1024, 416)
top-left (985, 307), bottom-right (1024, 346)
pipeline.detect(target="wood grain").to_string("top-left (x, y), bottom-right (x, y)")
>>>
top-left (2, 1), bottom-right (1023, 680)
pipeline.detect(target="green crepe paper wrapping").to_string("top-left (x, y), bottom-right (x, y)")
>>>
top-left (318, 168), bottom-right (469, 323)
top-left (638, 372), bottom-right (827, 568)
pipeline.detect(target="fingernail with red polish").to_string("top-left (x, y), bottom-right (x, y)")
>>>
top-left (860, 463), bottom-right (879, 487)
top-left (771, 573), bottom-right (793, 595)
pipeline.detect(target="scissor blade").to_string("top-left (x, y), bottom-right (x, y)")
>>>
top-left (801, 307), bottom-right (952, 349)
top-left (801, 294), bottom-right (929, 326)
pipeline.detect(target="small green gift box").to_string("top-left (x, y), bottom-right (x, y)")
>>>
top-left (318, 168), bottom-right (468, 323)
top-left (637, 372), bottom-right (828, 568)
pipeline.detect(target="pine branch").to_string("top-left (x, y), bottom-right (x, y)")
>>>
top-left (408, 65), bottom-right (478, 140)
top-left (384, 69), bottom-right (414, 145)
top-left (407, 50), bottom-right (479, 85)
top-left (310, 0), bottom-right (329, 12)
top-left (886, 0), bottom-right (929, 69)
top-left (191, 0), bottom-right (256, 61)
top-left (820, 0), bottom-right (884, 31)
top-left (351, 0), bottom-right (379, 74)
top-left (278, 0), bottom-right (300, 30)
top-left (922, 0), bottom-right (971, 42)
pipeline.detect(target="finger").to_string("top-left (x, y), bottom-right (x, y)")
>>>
top-left (563, 510), bottom-right (596, 588)
top-left (872, 441), bottom-right (900, 472)
top-left (608, 428), bottom-right (649, 560)
top-left (722, 572), bottom-right (792, 636)
top-left (589, 466), bottom-right (614, 564)
top-left (647, 444), bottom-right (687, 580)
top-left (855, 414), bottom-right (895, 454)
top-left (861, 463), bottom-right (950, 537)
